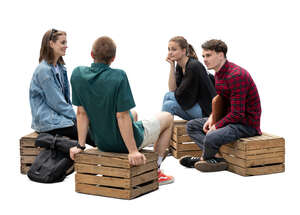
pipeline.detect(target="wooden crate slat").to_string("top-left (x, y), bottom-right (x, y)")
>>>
top-left (170, 147), bottom-right (202, 159)
top-left (20, 132), bottom-right (39, 140)
top-left (131, 169), bottom-right (157, 187)
top-left (245, 139), bottom-right (285, 151)
top-left (246, 152), bottom-right (285, 160)
top-left (222, 153), bottom-right (246, 167)
top-left (131, 161), bottom-right (157, 177)
top-left (245, 156), bottom-right (284, 167)
top-left (173, 126), bottom-right (186, 136)
top-left (224, 135), bottom-right (285, 151)
top-left (21, 163), bottom-right (31, 174)
top-left (173, 120), bottom-right (187, 126)
top-left (76, 173), bottom-right (131, 189)
top-left (75, 163), bottom-right (130, 178)
top-left (223, 153), bottom-right (284, 168)
top-left (172, 134), bottom-right (192, 143)
top-left (227, 163), bottom-right (285, 176)
top-left (246, 164), bottom-right (285, 175)
top-left (80, 149), bottom-right (157, 164)
top-left (20, 147), bottom-right (42, 156)
top-left (21, 156), bottom-right (36, 164)
top-left (20, 140), bottom-right (36, 147)
top-left (130, 180), bottom-right (159, 199)
top-left (170, 140), bottom-right (200, 151)
top-left (227, 163), bottom-right (247, 176)
top-left (76, 183), bottom-right (130, 199)
top-left (75, 154), bottom-right (130, 168)
top-left (83, 148), bottom-right (128, 159)
top-left (220, 145), bottom-right (285, 159)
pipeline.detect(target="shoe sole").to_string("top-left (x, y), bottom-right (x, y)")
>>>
top-left (194, 161), bottom-right (228, 172)
top-left (159, 178), bottom-right (175, 186)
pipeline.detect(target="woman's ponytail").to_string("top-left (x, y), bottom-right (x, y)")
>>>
top-left (187, 44), bottom-right (198, 60)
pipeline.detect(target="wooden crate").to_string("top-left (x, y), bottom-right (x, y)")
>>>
top-left (20, 132), bottom-right (41, 174)
top-left (170, 120), bottom-right (202, 159)
top-left (75, 148), bottom-right (159, 199)
top-left (220, 133), bottom-right (285, 176)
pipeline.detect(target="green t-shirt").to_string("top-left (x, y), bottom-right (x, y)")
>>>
top-left (71, 63), bottom-right (144, 152)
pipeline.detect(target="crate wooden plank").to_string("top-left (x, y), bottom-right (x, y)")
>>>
top-left (21, 132), bottom-right (39, 140)
top-left (76, 183), bottom-right (130, 199)
top-left (75, 161), bottom-right (157, 178)
top-left (222, 153), bottom-right (284, 168)
top-left (220, 145), bottom-right (285, 159)
top-left (80, 149), bottom-right (157, 164)
top-left (227, 163), bottom-right (285, 176)
top-left (170, 147), bottom-right (202, 159)
top-left (172, 133), bottom-right (192, 143)
top-left (131, 161), bottom-right (158, 177)
top-left (130, 180), bottom-right (159, 199)
top-left (173, 120), bottom-right (187, 125)
top-left (20, 147), bottom-right (42, 156)
top-left (75, 154), bottom-right (130, 168)
top-left (76, 173), bottom-right (131, 189)
top-left (173, 126), bottom-right (187, 136)
top-left (170, 140), bottom-right (200, 151)
top-left (20, 140), bottom-right (36, 147)
top-left (131, 169), bottom-right (157, 187)
top-left (21, 156), bottom-right (36, 164)
top-left (246, 164), bottom-right (285, 175)
top-left (21, 163), bottom-right (31, 174)
top-left (223, 134), bottom-right (285, 151)
top-left (75, 163), bottom-right (130, 178)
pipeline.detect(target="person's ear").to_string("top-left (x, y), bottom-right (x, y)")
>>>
top-left (91, 51), bottom-right (95, 59)
top-left (49, 40), bottom-right (54, 49)
top-left (110, 57), bottom-right (115, 64)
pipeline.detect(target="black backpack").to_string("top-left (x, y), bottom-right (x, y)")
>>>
top-left (27, 133), bottom-right (77, 183)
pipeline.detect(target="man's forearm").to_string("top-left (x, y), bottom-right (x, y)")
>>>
top-left (77, 111), bottom-right (89, 147)
top-left (117, 111), bottom-right (138, 153)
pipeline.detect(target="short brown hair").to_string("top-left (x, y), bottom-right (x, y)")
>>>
top-left (169, 36), bottom-right (198, 60)
top-left (92, 36), bottom-right (116, 64)
top-left (201, 39), bottom-right (227, 58)
top-left (39, 29), bottom-right (66, 65)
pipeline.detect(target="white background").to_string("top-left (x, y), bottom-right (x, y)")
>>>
top-left (0, 0), bottom-right (299, 214)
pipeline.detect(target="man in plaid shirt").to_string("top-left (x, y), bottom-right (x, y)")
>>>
top-left (179, 39), bottom-right (261, 172)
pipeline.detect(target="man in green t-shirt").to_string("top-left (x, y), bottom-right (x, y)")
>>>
top-left (69, 36), bottom-right (174, 185)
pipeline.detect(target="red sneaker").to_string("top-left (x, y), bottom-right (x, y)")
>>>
top-left (158, 170), bottom-right (174, 185)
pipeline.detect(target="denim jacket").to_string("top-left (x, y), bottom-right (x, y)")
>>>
top-left (29, 60), bottom-right (76, 132)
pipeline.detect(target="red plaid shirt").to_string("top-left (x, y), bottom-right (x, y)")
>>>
top-left (215, 61), bottom-right (262, 134)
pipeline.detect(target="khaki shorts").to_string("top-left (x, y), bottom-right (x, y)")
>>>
top-left (138, 118), bottom-right (160, 149)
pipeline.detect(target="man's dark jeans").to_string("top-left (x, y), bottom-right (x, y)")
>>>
top-left (186, 118), bottom-right (258, 160)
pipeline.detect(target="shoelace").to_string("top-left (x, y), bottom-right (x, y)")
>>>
top-left (190, 157), bottom-right (200, 161)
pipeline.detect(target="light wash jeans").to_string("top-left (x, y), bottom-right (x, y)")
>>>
top-left (162, 92), bottom-right (202, 120)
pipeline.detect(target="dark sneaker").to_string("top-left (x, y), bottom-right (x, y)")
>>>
top-left (179, 155), bottom-right (201, 168)
top-left (194, 158), bottom-right (228, 172)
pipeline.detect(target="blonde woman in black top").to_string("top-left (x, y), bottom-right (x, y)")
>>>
top-left (162, 36), bottom-right (216, 120)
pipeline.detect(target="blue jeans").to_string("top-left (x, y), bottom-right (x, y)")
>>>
top-left (186, 118), bottom-right (258, 160)
top-left (162, 92), bottom-right (202, 120)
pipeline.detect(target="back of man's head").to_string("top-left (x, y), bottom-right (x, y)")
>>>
top-left (201, 39), bottom-right (227, 58)
top-left (92, 36), bottom-right (116, 64)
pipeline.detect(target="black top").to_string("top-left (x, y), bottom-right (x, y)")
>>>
top-left (175, 58), bottom-right (216, 117)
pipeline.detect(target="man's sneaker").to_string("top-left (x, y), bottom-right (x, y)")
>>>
top-left (158, 170), bottom-right (174, 185)
top-left (194, 157), bottom-right (228, 172)
top-left (179, 155), bottom-right (201, 168)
